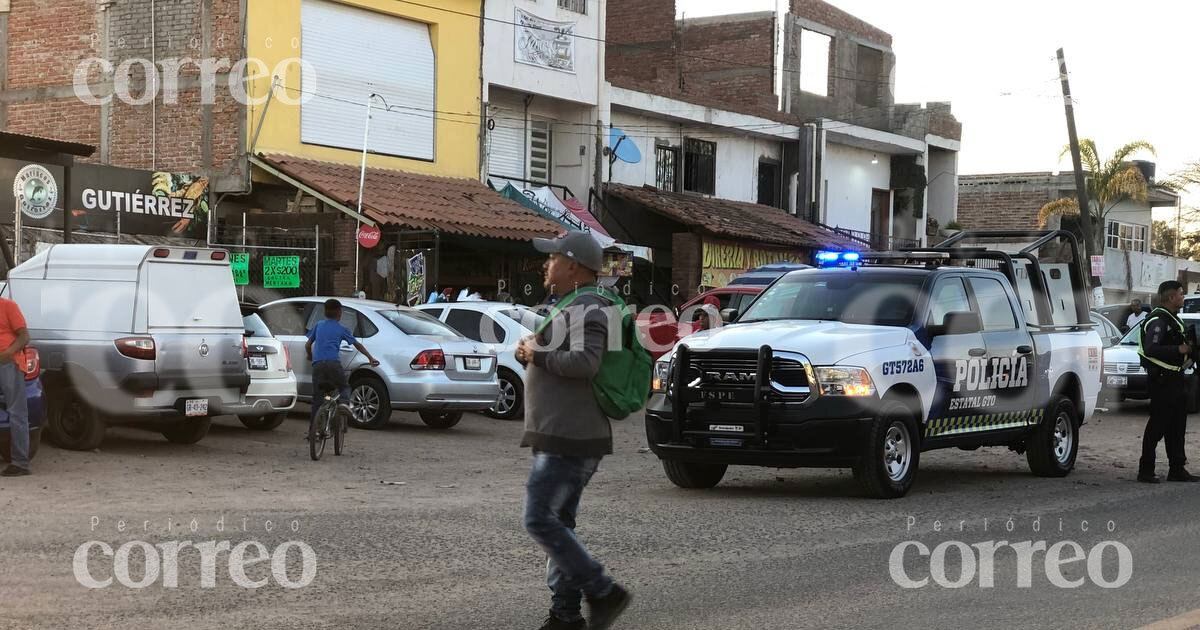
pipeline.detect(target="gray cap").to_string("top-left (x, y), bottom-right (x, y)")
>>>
top-left (533, 230), bottom-right (604, 273)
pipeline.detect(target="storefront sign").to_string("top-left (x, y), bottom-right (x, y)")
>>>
top-left (358, 224), bottom-right (381, 248)
top-left (1090, 255), bottom-right (1104, 277)
top-left (231, 253), bottom-right (250, 286)
top-left (262, 255), bottom-right (301, 289)
top-left (515, 8), bottom-right (575, 73)
top-left (0, 159), bottom-right (209, 239)
top-left (701, 238), bottom-right (801, 287)
top-left (406, 252), bottom-right (426, 306)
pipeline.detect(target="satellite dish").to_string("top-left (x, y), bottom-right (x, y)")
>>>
top-left (608, 127), bottom-right (641, 164)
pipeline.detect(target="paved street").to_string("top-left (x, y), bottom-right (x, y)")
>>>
top-left (3, 401), bottom-right (1200, 629)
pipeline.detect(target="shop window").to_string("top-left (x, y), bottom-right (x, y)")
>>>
top-left (1105, 220), bottom-right (1147, 252)
top-left (655, 144), bottom-right (680, 192)
top-left (529, 118), bottom-right (552, 184)
top-left (684, 138), bottom-right (716, 195)
top-left (758, 160), bottom-right (781, 208)
top-left (799, 29), bottom-right (831, 96)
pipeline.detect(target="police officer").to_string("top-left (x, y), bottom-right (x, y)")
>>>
top-left (1137, 280), bottom-right (1200, 483)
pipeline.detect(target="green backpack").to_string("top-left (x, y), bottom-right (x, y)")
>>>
top-left (536, 286), bottom-right (653, 419)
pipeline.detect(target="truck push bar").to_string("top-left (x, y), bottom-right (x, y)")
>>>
top-left (860, 229), bottom-right (1090, 329)
top-left (671, 343), bottom-right (774, 446)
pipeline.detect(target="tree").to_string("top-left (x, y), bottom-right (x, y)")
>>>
top-left (1151, 220), bottom-right (1200, 260)
top-left (1163, 160), bottom-right (1200, 192)
top-left (1037, 139), bottom-right (1156, 254)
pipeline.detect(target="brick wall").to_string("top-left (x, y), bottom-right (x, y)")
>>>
top-left (792, 0), bottom-right (891, 47)
top-left (6, 97), bottom-right (101, 152)
top-left (956, 188), bottom-right (1054, 231)
top-left (7, 0), bottom-right (99, 90)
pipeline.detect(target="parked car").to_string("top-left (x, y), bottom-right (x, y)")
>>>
top-left (727, 262), bottom-right (812, 286)
top-left (1090, 311), bottom-right (1123, 348)
top-left (2, 245), bottom-right (250, 450)
top-left (260, 297), bottom-right (499, 430)
top-left (416, 301), bottom-right (543, 420)
top-left (637, 285), bottom-right (764, 360)
top-left (0, 348), bottom-right (46, 462)
top-left (228, 304), bottom-right (298, 430)
top-left (1101, 318), bottom-right (1200, 412)
top-left (1094, 302), bottom-right (1148, 333)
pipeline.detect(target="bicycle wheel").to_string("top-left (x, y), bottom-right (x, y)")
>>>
top-left (309, 403), bottom-right (329, 461)
top-left (333, 406), bottom-right (349, 456)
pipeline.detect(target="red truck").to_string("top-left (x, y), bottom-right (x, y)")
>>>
top-left (636, 285), bottom-right (763, 360)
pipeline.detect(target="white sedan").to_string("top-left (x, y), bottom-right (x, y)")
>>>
top-left (416, 301), bottom-right (542, 420)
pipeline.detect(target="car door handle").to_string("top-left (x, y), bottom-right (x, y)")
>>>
top-left (1016, 345), bottom-right (1033, 355)
top-left (968, 347), bottom-right (987, 357)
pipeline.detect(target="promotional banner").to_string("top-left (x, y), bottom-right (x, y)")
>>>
top-left (701, 238), bottom-right (802, 287)
top-left (0, 159), bottom-right (209, 239)
top-left (515, 8), bottom-right (576, 73)
top-left (230, 253), bottom-right (250, 286)
top-left (262, 255), bottom-right (301, 289)
top-left (407, 252), bottom-right (426, 306)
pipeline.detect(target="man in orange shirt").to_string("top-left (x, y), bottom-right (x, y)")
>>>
top-left (0, 297), bottom-right (31, 476)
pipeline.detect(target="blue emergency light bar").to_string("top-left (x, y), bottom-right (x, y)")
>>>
top-left (815, 250), bottom-right (861, 267)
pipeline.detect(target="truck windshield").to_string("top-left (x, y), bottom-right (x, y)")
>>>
top-left (739, 272), bottom-right (924, 327)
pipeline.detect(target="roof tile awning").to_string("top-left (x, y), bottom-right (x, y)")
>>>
top-left (605, 184), bottom-right (860, 250)
top-left (256, 154), bottom-right (563, 241)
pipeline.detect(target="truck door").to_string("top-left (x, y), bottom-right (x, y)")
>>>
top-left (966, 275), bottom-right (1037, 420)
top-left (925, 277), bottom-right (989, 427)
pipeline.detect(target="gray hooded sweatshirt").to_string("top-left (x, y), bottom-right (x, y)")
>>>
top-left (520, 288), bottom-right (614, 457)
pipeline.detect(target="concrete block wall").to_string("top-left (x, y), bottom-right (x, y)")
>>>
top-left (956, 187), bottom-right (1054, 231)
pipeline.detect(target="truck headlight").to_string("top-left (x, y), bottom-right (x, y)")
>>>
top-left (652, 359), bottom-right (671, 393)
top-left (814, 366), bottom-right (876, 397)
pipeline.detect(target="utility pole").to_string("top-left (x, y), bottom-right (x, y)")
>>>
top-left (1057, 48), bottom-right (1094, 267)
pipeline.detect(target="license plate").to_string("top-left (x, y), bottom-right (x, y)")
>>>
top-left (709, 437), bottom-right (743, 447)
top-left (1107, 376), bottom-right (1128, 386)
top-left (249, 356), bottom-right (268, 370)
top-left (465, 357), bottom-right (481, 370)
top-left (709, 424), bottom-right (744, 432)
top-left (184, 399), bottom-right (208, 417)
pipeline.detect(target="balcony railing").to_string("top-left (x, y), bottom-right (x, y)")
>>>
top-left (824, 226), bottom-right (921, 250)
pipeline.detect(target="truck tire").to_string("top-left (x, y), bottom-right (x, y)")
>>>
top-left (419, 411), bottom-right (463, 429)
top-left (238, 413), bottom-right (286, 431)
top-left (853, 400), bottom-right (920, 499)
top-left (162, 417), bottom-right (212, 445)
top-left (46, 391), bottom-right (106, 451)
top-left (662, 460), bottom-right (727, 489)
top-left (348, 376), bottom-right (392, 430)
top-left (1027, 395), bottom-right (1078, 477)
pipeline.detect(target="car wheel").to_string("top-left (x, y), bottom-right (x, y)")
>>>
top-left (484, 370), bottom-right (524, 420)
top-left (1027, 395), bottom-right (1078, 477)
top-left (0, 428), bottom-right (40, 462)
top-left (238, 413), bottom-right (286, 431)
top-left (348, 376), bottom-right (391, 430)
top-left (853, 400), bottom-right (920, 499)
top-left (662, 460), bottom-right (727, 489)
top-left (161, 417), bottom-right (212, 445)
top-left (419, 411), bottom-right (463, 429)
top-left (46, 391), bottom-right (106, 451)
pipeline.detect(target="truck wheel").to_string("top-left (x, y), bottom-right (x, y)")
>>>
top-left (419, 411), bottom-right (463, 429)
top-left (662, 460), bottom-right (727, 489)
top-left (46, 391), bottom-right (106, 451)
top-left (1027, 395), bottom-right (1078, 477)
top-left (161, 417), bottom-right (212, 445)
top-left (348, 376), bottom-right (391, 429)
top-left (853, 401), bottom-right (920, 499)
top-left (238, 413), bottom-right (286, 431)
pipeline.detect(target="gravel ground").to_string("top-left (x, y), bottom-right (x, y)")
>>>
top-left (1, 401), bottom-right (1198, 629)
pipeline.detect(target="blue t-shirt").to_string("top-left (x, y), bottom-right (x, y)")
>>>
top-left (307, 319), bottom-right (356, 363)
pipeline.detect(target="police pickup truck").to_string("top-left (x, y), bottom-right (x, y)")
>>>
top-left (645, 230), bottom-right (1102, 498)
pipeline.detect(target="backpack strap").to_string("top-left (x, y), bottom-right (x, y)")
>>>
top-left (534, 286), bottom-right (623, 335)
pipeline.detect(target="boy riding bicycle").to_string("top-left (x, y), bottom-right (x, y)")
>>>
top-left (305, 299), bottom-right (380, 423)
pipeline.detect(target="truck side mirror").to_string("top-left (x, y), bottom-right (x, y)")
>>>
top-left (720, 308), bottom-right (738, 323)
top-left (936, 311), bottom-right (982, 336)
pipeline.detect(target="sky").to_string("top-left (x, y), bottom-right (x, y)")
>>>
top-left (675, 0), bottom-right (1200, 214)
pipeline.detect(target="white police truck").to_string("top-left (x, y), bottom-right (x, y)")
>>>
top-left (645, 230), bottom-right (1102, 498)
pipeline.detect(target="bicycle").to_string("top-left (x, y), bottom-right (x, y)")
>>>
top-left (309, 387), bottom-right (350, 461)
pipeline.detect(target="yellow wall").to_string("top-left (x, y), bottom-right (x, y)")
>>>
top-left (246, 0), bottom-right (481, 178)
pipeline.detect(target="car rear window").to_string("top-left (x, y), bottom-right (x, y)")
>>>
top-left (377, 309), bottom-right (460, 336)
top-left (243, 313), bottom-right (273, 337)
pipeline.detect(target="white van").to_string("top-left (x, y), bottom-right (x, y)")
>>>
top-left (2, 244), bottom-right (249, 449)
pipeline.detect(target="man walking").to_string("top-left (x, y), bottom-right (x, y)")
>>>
top-left (516, 231), bottom-right (631, 630)
top-left (1137, 281), bottom-right (1199, 483)
top-left (1126, 298), bottom-right (1147, 333)
top-left (0, 295), bottom-right (31, 476)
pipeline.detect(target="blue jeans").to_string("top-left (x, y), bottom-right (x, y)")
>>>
top-left (524, 451), bottom-right (612, 622)
top-left (0, 362), bottom-right (28, 469)
top-left (310, 361), bottom-right (351, 422)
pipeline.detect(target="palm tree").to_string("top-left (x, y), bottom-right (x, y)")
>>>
top-left (1037, 139), bottom-right (1156, 255)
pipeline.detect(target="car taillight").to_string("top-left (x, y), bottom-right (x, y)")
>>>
top-left (282, 345), bottom-right (292, 371)
top-left (241, 337), bottom-right (248, 358)
top-left (115, 336), bottom-right (156, 360)
top-left (411, 349), bottom-right (445, 370)
top-left (22, 347), bottom-right (39, 380)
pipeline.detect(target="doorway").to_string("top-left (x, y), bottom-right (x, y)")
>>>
top-left (870, 188), bottom-right (891, 249)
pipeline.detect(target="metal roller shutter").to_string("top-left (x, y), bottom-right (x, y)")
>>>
top-left (487, 105), bottom-right (526, 180)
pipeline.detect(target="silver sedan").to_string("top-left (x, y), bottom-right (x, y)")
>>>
top-left (260, 297), bottom-right (500, 430)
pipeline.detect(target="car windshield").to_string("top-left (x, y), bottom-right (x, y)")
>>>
top-left (1120, 325), bottom-right (1141, 345)
top-left (739, 271), bottom-right (924, 327)
top-left (498, 308), bottom-right (545, 332)
top-left (377, 309), bottom-right (461, 336)
top-left (243, 313), bottom-right (273, 338)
